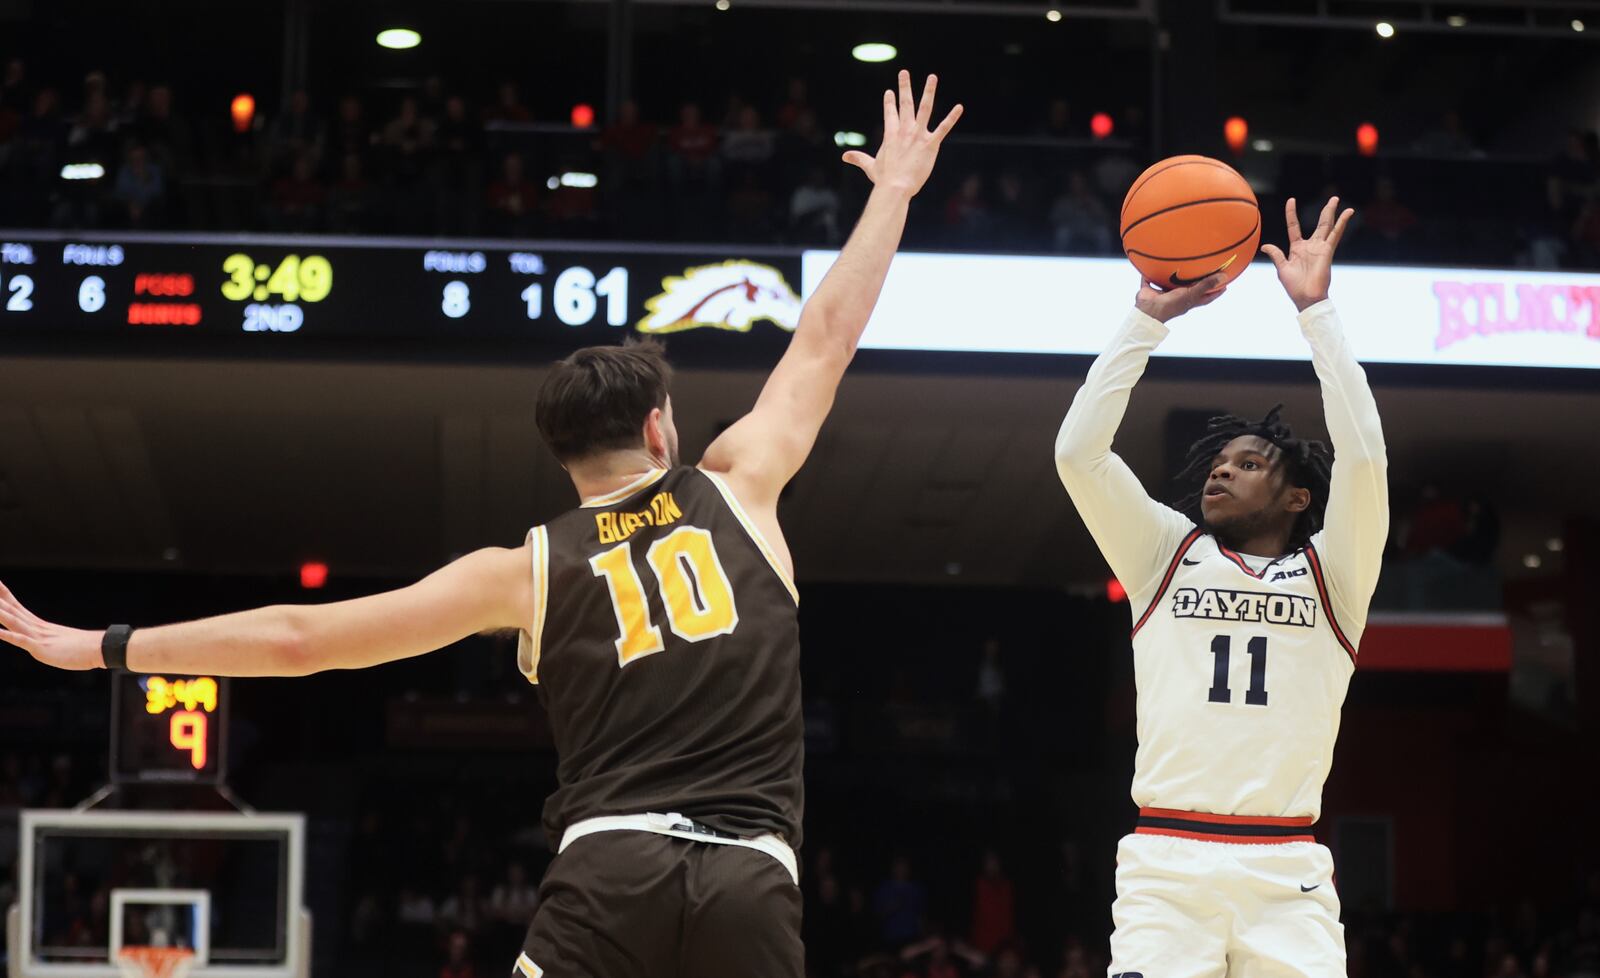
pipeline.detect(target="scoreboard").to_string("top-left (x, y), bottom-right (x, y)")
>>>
top-left (0, 232), bottom-right (805, 349)
top-left (111, 672), bottom-right (228, 784)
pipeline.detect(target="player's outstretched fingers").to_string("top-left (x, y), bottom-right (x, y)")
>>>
top-left (1314, 196), bottom-right (1339, 239)
top-left (916, 74), bottom-right (937, 128)
top-left (1328, 208), bottom-right (1356, 251)
top-left (1261, 243), bottom-right (1288, 270)
top-left (932, 104), bottom-right (963, 142)
top-left (882, 89), bottom-right (898, 136)
top-left (897, 69), bottom-right (914, 124)
top-left (1285, 197), bottom-right (1302, 243)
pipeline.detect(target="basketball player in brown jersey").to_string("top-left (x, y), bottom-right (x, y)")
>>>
top-left (1, 71), bottom-right (961, 978)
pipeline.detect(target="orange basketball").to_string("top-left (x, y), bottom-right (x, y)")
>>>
top-left (1120, 155), bottom-right (1260, 290)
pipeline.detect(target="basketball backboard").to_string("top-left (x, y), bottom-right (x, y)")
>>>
top-left (8, 811), bottom-right (307, 978)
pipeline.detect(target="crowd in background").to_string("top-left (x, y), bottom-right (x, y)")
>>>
top-left (2, 59), bottom-right (1599, 269)
top-left (3, 747), bottom-right (1597, 978)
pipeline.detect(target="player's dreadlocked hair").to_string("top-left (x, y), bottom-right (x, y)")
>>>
top-left (1174, 404), bottom-right (1334, 551)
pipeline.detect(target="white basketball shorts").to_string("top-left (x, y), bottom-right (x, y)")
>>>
top-left (1108, 809), bottom-right (1345, 978)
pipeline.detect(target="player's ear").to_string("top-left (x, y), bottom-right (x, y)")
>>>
top-left (643, 407), bottom-right (667, 456)
top-left (1285, 485), bottom-right (1311, 514)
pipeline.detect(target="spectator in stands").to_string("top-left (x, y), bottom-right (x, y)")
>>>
top-left (0, 57), bottom-right (27, 115)
top-left (439, 930), bottom-right (476, 978)
top-left (1049, 171), bottom-right (1111, 254)
top-left (993, 170), bottom-right (1039, 249)
top-left (874, 855), bottom-right (927, 950)
top-left (54, 90), bottom-right (117, 227)
top-left (326, 152), bottom-right (375, 232)
top-left (133, 85), bottom-right (192, 179)
top-left (777, 107), bottom-right (829, 191)
top-left (0, 88), bottom-right (59, 225)
top-left (970, 849), bottom-right (1016, 954)
top-left (63, 89), bottom-right (118, 167)
top-left (1359, 175), bottom-right (1418, 260)
top-left (269, 150), bottom-right (326, 231)
top-left (112, 143), bottom-right (165, 227)
top-left (721, 105), bottom-right (775, 185)
top-left (488, 861), bottom-right (537, 922)
top-left (382, 95), bottom-right (434, 197)
top-left (789, 164), bottom-right (841, 243)
top-left (267, 89), bottom-right (325, 175)
top-left (945, 173), bottom-right (993, 241)
top-left (438, 874), bottom-right (486, 936)
top-left (419, 75), bottom-right (447, 129)
top-left (485, 151), bottom-right (540, 236)
top-left (432, 94), bottom-right (483, 235)
top-left (666, 102), bottom-right (720, 238)
top-left (483, 80), bottom-right (531, 125)
top-left (599, 99), bottom-right (658, 228)
top-left (330, 94), bottom-right (375, 165)
top-left (776, 77), bottom-right (810, 130)
top-left (115, 80), bottom-right (146, 130)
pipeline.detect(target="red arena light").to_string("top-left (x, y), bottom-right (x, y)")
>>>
top-left (1090, 112), bottom-right (1114, 139)
top-left (1224, 116), bottom-right (1249, 155)
top-left (230, 94), bottom-right (255, 134)
top-left (1106, 578), bottom-right (1128, 603)
top-left (300, 561), bottom-right (329, 589)
top-left (1356, 122), bottom-right (1380, 157)
top-left (570, 103), bottom-right (596, 128)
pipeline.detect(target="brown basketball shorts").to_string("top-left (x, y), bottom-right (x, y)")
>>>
top-left (515, 830), bottom-right (802, 978)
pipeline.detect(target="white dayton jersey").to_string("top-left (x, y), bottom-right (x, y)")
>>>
top-left (1056, 299), bottom-right (1388, 824)
top-left (1127, 528), bottom-right (1358, 822)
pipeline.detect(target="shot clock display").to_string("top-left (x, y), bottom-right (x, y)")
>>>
top-left (0, 232), bottom-right (805, 348)
top-left (111, 671), bottom-right (228, 784)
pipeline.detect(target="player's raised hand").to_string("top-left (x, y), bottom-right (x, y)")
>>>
top-left (1261, 196), bottom-right (1355, 312)
top-left (842, 69), bottom-right (963, 197)
top-left (1134, 273), bottom-right (1227, 324)
top-left (0, 580), bottom-right (104, 670)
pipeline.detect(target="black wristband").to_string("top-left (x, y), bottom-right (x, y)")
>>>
top-left (102, 625), bottom-right (134, 671)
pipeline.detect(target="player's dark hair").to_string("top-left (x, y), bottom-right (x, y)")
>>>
top-left (536, 339), bottom-right (673, 464)
top-left (1174, 404), bottom-right (1333, 550)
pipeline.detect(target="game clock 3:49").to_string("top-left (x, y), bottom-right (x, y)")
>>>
top-left (221, 253), bottom-right (334, 333)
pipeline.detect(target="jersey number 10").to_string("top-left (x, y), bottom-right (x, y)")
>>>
top-left (590, 526), bottom-right (740, 666)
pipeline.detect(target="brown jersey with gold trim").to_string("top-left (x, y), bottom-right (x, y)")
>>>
top-left (518, 466), bottom-right (803, 848)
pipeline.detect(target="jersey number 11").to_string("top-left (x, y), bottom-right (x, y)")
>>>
top-left (1207, 635), bottom-right (1269, 706)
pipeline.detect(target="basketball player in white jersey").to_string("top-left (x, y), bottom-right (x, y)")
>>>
top-left (1055, 196), bottom-right (1387, 978)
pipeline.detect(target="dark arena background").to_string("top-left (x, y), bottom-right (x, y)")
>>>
top-left (3, 1), bottom-right (1600, 977)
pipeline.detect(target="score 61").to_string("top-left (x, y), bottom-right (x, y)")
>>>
top-left (441, 266), bottom-right (629, 327)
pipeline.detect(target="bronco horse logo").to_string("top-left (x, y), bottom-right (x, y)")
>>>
top-left (637, 260), bottom-right (801, 335)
